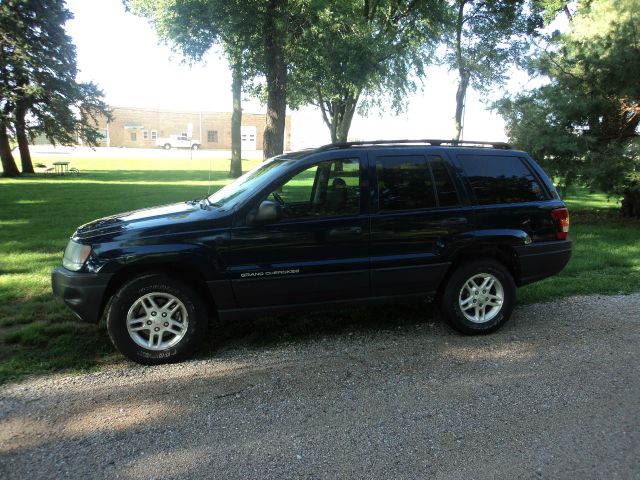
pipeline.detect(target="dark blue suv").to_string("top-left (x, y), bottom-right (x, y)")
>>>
top-left (52, 140), bottom-right (572, 364)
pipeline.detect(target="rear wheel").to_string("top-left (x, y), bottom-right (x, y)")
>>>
top-left (441, 259), bottom-right (516, 335)
top-left (191, 144), bottom-right (200, 150)
top-left (164, 143), bottom-right (171, 150)
top-left (107, 274), bottom-right (207, 364)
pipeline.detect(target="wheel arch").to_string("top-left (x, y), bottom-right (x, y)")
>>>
top-left (437, 243), bottom-right (520, 300)
top-left (101, 262), bottom-right (218, 322)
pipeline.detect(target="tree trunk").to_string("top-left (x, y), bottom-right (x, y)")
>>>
top-left (453, 0), bottom-right (468, 141)
top-left (454, 69), bottom-right (470, 141)
top-left (263, 0), bottom-right (288, 160)
top-left (329, 102), bottom-right (341, 143)
top-left (335, 93), bottom-right (359, 143)
top-left (621, 182), bottom-right (640, 218)
top-left (230, 52), bottom-right (243, 178)
top-left (16, 105), bottom-right (34, 174)
top-left (0, 123), bottom-right (20, 177)
top-left (318, 91), bottom-right (360, 144)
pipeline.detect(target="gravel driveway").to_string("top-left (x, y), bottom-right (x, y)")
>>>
top-left (1, 293), bottom-right (639, 479)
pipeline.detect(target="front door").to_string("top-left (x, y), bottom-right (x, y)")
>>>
top-left (225, 152), bottom-right (370, 307)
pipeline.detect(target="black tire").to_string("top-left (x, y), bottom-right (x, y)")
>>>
top-left (191, 144), bottom-right (200, 150)
top-left (107, 274), bottom-right (207, 364)
top-left (441, 258), bottom-right (516, 335)
top-left (164, 143), bottom-right (171, 150)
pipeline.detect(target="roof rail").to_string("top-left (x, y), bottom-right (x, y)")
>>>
top-left (315, 139), bottom-right (512, 151)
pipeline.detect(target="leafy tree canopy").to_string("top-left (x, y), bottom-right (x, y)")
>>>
top-left (287, 0), bottom-right (447, 143)
top-left (443, 0), bottom-right (539, 140)
top-left (496, 0), bottom-right (640, 215)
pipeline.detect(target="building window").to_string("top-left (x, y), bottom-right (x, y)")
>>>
top-left (207, 130), bottom-right (218, 143)
top-left (130, 132), bottom-right (137, 142)
top-left (151, 130), bottom-right (157, 140)
top-left (143, 131), bottom-right (148, 140)
top-left (181, 132), bottom-right (188, 137)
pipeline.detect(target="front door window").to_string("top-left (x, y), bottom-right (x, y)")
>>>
top-left (269, 159), bottom-right (361, 219)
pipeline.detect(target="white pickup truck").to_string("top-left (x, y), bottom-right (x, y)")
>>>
top-left (155, 134), bottom-right (201, 150)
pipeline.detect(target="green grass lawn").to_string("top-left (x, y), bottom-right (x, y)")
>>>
top-left (1, 156), bottom-right (639, 384)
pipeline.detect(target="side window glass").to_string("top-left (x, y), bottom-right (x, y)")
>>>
top-left (326, 159), bottom-right (360, 214)
top-left (269, 158), bottom-right (360, 219)
top-left (457, 155), bottom-right (548, 205)
top-left (273, 165), bottom-right (317, 205)
top-left (429, 157), bottom-right (460, 207)
top-left (376, 155), bottom-right (436, 211)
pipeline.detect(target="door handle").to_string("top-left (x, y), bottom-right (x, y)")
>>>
top-left (440, 217), bottom-right (468, 226)
top-left (329, 226), bottom-right (363, 236)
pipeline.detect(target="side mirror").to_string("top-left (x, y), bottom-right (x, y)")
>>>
top-left (247, 200), bottom-right (282, 224)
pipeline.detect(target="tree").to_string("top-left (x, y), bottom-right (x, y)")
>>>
top-left (261, 0), bottom-right (289, 158)
top-left (129, 0), bottom-right (260, 176)
top-left (443, 0), bottom-right (536, 140)
top-left (0, 0), bottom-right (110, 177)
top-left (289, 1), bottom-right (446, 143)
top-left (0, 106), bottom-right (19, 176)
top-left (130, 0), bottom-right (304, 162)
top-left (496, 0), bottom-right (640, 216)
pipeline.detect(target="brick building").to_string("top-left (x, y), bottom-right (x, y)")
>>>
top-left (95, 106), bottom-right (291, 150)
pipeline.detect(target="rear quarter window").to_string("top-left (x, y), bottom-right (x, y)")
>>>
top-left (457, 154), bottom-right (548, 205)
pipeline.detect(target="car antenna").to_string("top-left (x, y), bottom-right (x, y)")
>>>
top-left (207, 154), bottom-right (212, 196)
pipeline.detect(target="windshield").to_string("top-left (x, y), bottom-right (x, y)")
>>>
top-left (206, 158), bottom-right (297, 209)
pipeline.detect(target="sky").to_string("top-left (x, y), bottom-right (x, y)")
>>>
top-left (64, 0), bottom-right (534, 150)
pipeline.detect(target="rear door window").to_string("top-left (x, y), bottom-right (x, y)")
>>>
top-left (428, 156), bottom-right (460, 207)
top-left (376, 155), bottom-right (436, 211)
top-left (457, 155), bottom-right (547, 204)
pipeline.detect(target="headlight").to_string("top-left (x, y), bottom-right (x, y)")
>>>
top-left (63, 240), bottom-right (92, 271)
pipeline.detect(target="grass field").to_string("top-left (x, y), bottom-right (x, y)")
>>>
top-left (1, 155), bottom-right (639, 384)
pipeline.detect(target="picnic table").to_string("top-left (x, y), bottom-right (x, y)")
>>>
top-left (52, 161), bottom-right (70, 175)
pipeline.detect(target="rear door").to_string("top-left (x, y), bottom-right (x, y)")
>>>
top-left (225, 151), bottom-right (371, 307)
top-left (369, 148), bottom-right (474, 296)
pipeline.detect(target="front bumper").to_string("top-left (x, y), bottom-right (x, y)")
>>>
top-left (51, 267), bottom-right (113, 323)
top-left (514, 239), bottom-right (572, 286)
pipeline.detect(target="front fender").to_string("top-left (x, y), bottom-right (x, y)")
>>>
top-left (86, 242), bottom-right (224, 280)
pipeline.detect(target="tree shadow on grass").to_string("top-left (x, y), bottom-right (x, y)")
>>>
top-left (0, 295), bottom-right (116, 385)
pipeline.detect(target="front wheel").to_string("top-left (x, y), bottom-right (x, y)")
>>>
top-left (107, 274), bottom-right (207, 364)
top-left (441, 259), bottom-right (516, 335)
top-left (191, 144), bottom-right (200, 150)
top-left (164, 143), bottom-right (171, 150)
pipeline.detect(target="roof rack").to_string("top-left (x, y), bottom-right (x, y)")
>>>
top-left (315, 139), bottom-right (511, 151)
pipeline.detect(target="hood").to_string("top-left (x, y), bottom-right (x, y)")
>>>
top-left (73, 201), bottom-right (228, 241)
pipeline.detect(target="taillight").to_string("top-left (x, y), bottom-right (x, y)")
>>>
top-left (551, 208), bottom-right (570, 240)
